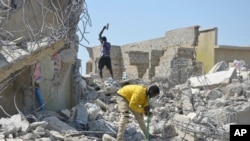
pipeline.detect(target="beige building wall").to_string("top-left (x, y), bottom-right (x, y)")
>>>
top-left (196, 28), bottom-right (217, 73)
top-left (215, 46), bottom-right (250, 66)
top-left (196, 28), bottom-right (250, 73)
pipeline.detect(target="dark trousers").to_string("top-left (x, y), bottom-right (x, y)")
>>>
top-left (98, 56), bottom-right (113, 78)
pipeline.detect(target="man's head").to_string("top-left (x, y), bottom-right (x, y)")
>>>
top-left (100, 36), bottom-right (107, 43)
top-left (147, 85), bottom-right (160, 98)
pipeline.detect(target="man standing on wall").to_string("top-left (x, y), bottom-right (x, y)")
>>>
top-left (98, 24), bottom-right (113, 79)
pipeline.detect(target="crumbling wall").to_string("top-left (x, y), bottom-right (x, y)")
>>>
top-left (128, 51), bottom-right (149, 78)
top-left (120, 38), bottom-right (165, 80)
top-left (0, 67), bottom-right (31, 116)
top-left (155, 47), bottom-right (176, 78)
top-left (39, 49), bottom-right (76, 111)
top-left (85, 37), bottom-right (166, 80)
top-left (170, 58), bottom-right (193, 84)
top-left (155, 26), bottom-right (199, 84)
top-left (0, 0), bottom-right (87, 117)
top-left (144, 49), bottom-right (164, 80)
top-left (87, 26), bottom-right (200, 82)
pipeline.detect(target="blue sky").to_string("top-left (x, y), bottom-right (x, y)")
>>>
top-left (77, 0), bottom-right (250, 75)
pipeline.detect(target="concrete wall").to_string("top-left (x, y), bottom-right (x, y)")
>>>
top-left (87, 26), bottom-right (199, 82)
top-left (196, 28), bottom-right (250, 73)
top-left (85, 37), bottom-right (167, 80)
top-left (155, 47), bottom-right (176, 78)
top-left (215, 45), bottom-right (250, 66)
top-left (0, 68), bottom-right (31, 117)
top-left (120, 37), bottom-right (165, 80)
top-left (39, 56), bottom-right (73, 111)
top-left (196, 28), bottom-right (217, 73)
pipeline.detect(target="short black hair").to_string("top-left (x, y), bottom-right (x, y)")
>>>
top-left (101, 36), bottom-right (107, 42)
top-left (148, 85), bottom-right (160, 94)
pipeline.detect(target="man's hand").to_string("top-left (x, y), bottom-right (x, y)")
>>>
top-left (146, 111), bottom-right (153, 117)
top-left (144, 106), bottom-right (150, 116)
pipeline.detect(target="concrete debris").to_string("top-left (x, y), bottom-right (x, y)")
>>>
top-left (0, 113), bottom-right (29, 136)
top-left (95, 98), bottom-right (108, 111)
top-left (189, 67), bottom-right (237, 88)
top-left (59, 48), bottom-right (76, 64)
top-left (85, 103), bottom-right (100, 121)
top-left (1, 63), bottom-right (250, 141)
top-left (102, 133), bottom-right (116, 141)
top-left (208, 61), bottom-right (228, 74)
top-left (75, 102), bottom-right (88, 125)
top-left (43, 116), bottom-right (76, 133)
top-left (60, 109), bottom-right (71, 119)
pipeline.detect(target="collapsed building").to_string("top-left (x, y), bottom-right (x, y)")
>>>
top-left (86, 26), bottom-right (250, 82)
top-left (0, 0), bottom-right (88, 114)
top-left (1, 1), bottom-right (250, 141)
top-left (83, 24), bottom-right (250, 141)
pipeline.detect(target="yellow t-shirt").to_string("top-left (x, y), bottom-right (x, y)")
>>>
top-left (117, 85), bottom-right (149, 113)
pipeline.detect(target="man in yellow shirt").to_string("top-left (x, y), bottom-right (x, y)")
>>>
top-left (116, 84), bottom-right (160, 140)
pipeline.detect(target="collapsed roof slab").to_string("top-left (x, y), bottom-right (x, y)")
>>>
top-left (0, 39), bottom-right (65, 83)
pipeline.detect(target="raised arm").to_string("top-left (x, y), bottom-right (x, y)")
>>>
top-left (99, 26), bottom-right (106, 40)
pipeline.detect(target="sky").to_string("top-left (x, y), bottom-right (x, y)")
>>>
top-left (77, 0), bottom-right (250, 75)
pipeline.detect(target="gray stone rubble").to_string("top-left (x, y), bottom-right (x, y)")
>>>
top-left (1, 64), bottom-right (250, 141)
top-left (1, 1), bottom-right (250, 140)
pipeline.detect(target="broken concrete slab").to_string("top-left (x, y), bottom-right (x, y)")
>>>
top-left (202, 109), bottom-right (237, 125)
top-left (49, 130), bottom-right (65, 140)
top-left (75, 102), bottom-right (88, 125)
top-left (95, 98), bottom-right (108, 111)
top-left (60, 109), bottom-right (71, 119)
top-left (162, 123), bottom-right (178, 138)
top-left (59, 48), bottom-right (76, 64)
top-left (205, 89), bottom-right (223, 101)
top-left (188, 67), bottom-right (237, 88)
top-left (208, 61), bottom-right (228, 74)
top-left (102, 133), bottom-right (116, 141)
top-left (42, 116), bottom-right (76, 134)
top-left (223, 82), bottom-right (248, 99)
top-left (0, 113), bottom-right (29, 136)
top-left (33, 126), bottom-right (46, 136)
top-left (0, 45), bottom-right (29, 63)
top-left (85, 103), bottom-right (100, 121)
top-left (29, 121), bottom-right (48, 130)
top-left (20, 132), bottom-right (41, 140)
top-left (88, 119), bottom-right (116, 134)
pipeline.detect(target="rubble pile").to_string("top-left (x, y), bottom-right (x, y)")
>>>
top-left (1, 63), bottom-right (250, 141)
